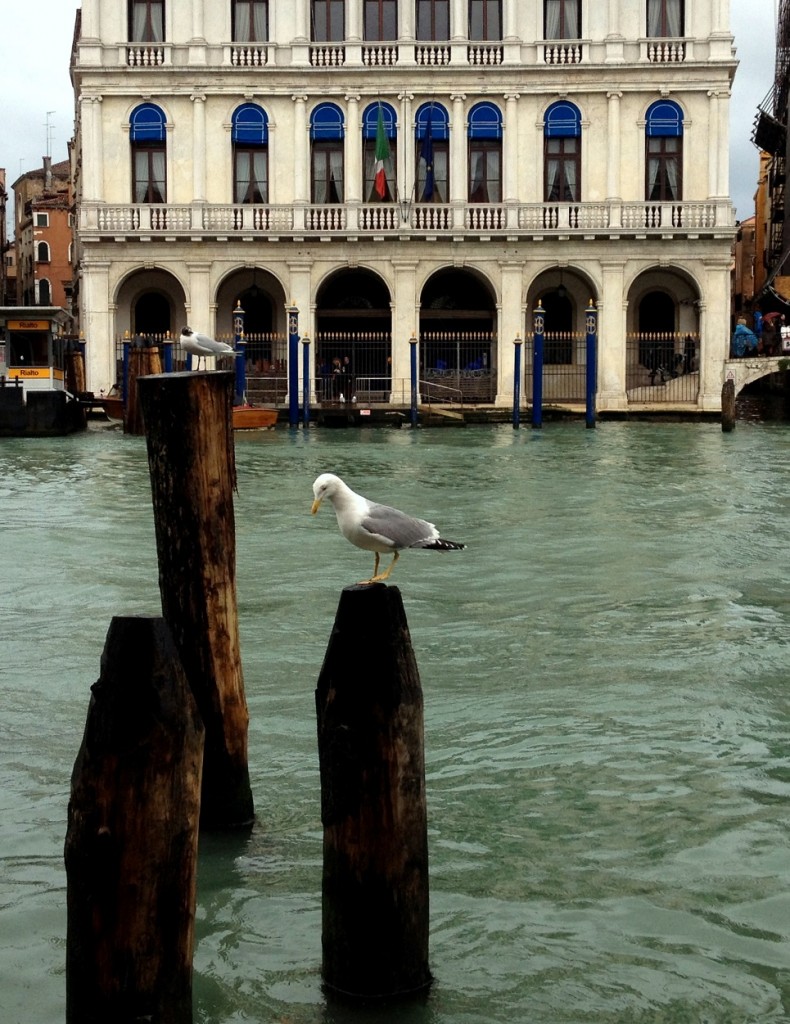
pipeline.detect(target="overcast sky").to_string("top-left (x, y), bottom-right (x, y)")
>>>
top-left (0, 0), bottom-right (779, 227)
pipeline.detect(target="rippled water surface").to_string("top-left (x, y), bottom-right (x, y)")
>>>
top-left (2, 421), bottom-right (790, 1024)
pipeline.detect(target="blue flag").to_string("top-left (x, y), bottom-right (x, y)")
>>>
top-left (420, 106), bottom-right (434, 201)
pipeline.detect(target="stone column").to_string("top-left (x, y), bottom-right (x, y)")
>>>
top-left (597, 261), bottom-right (628, 411)
top-left (392, 261), bottom-right (419, 402)
top-left (345, 93), bottom-right (362, 203)
top-left (606, 92), bottom-right (622, 202)
top-left (503, 93), bottom-right (520, 205)
top-left (398, 92), bottom-right (414, 206)
top-left (450, 93), bottom-right (466, 208)
top-left (497, 262), bottom-right (526, 406)
top-left (185, 263), bottom-right (213, 336)
top-left (292, 94), bottom-right (309, 205)
top-left (698, 258), bottom-right (731, 410)
top-left (81, 259), bottom-right (113, 394)
top-left (82, 96), bottom-right (104, 203)
top-left (191, 93), bottom-right (207, 202)
top-left (707, 91), bottom-right (719, 198)
top-left (348, 0), bottom-right (361, 41)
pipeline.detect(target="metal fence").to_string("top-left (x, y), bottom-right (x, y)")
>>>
top-left (625, 332), bottom-right (700, 403)
top-left (420, 331), bottom-right (496, 403)
top-left (524, 332), bottom-right (589, 403)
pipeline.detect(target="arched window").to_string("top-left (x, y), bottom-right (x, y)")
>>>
top-left (38, 279), bottom-right (52, 306)
top-left (362, 102), bottom-right (397, 201)
top-left (364, 0), bottom-right (397, 40)
top-left (415, 102), bottom-right (449, 202)
top-left (647, 0), bottom-right (683, 36)
top-left (645, 100), bottom-right (683, 201)
top-left (130, 103), bottom-right (167, 203)
top-left (129, 0), bottom-right (164, 42)
top-left (416, 0), bottom-right (449, 40)
top-left (468, 102), bottom-right (502, 203)
top-left (311, 103), bottom-right (345, 203)
top-left (311, 0), bottom-right (345, 41)
top-left (36, 241), bottom-right (51, 263)
top-left (232, 104), bottom-right (269, 203)
top-left (469, 0), bottom-right (501, 40)
top-left (545, 0), bottom-right (580, 39)
top-left (233, 0), bottom-right (268, 41)
top-left (544, 100), bottom-right (581, 202)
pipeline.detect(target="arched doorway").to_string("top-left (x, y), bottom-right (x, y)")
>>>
top-left (133, 292), bottom-right (171, 335)
top-left (626, 275), bottom-right (700, 402)
top-left (315, 269), bottom-right (392, 402)
top-left (419, 269), bottom-right (496, 403)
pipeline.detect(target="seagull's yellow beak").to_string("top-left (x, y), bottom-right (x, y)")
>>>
top-left (311, 497), bottom-right (322, 515)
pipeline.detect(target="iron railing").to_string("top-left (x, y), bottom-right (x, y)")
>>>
top-left (625, 332), bottom-right (700, 403)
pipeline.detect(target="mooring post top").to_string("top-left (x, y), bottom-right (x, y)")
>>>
top-left (342, 582), bottom-right (389, 593)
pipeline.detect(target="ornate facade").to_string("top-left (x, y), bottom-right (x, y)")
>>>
top-left (71, 0), bottom-right (736, 411)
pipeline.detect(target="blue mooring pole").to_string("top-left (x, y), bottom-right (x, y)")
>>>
top-left (532, 302), bottom-right (545, 430)
top-left (409, 335), bottom-right (418, 428)
top-left (233, 302), bottom-right (246, 404)
top-left (512, 335), bottom-right (522, 429)
top-left (287, 305), bottom-right (299, 428)
top-left (585, 300), bottom-right (598, 429)
top-left (162, 337), bottom-right (173, 374)
top-left (302, 335), bottom-right (311, 427)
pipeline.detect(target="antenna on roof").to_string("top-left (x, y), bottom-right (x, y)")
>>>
top-left (45, 111), bottom-right (56, 159)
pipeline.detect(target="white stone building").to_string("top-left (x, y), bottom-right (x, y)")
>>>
top-left (71, 0), bottom-right (737, 412)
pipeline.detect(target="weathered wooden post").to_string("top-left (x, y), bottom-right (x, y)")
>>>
top-left (721, 377), bottom-right (736, 432)
top-left (316, 584), bottom-right (432, 999)
top-left (125, 339), bottom-right (162, 435)
top-left (138, 370), bottom-right (254, 829)
top-left (65, 616), bottom-right (204, 1024)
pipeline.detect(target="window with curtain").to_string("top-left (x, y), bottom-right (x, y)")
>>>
top-left (232, 104), bottom-right (269, 203)
top-left (365, 0), bottom-right (397, 39)
top-left (468, 0), bottom-right (501, 40)
top-left (646, 0), bottom-right (683, 37)
top-left (311, 0), bottom-right (345, 41)
top-left (416, 0), bottom-right (449, 40)
top-left (362, 103), bottom-right (397, 201)
top-left (129, 0), bottom-right (164, 42)
top-left (468, 102), bottom-right (502, 202)
top-left (311, 103), bottom-right (345, 202)
top-left (544, 0), bottom-right (580, 39)
top-left (543, 101), bottom-right (581, 202)
top-left (415, 103), bottom-right (449, 202)
top-left (130, 104), bottom-right (167, 202)
top-left (645, 100), bottom-right (683, 201)
top-left (233, 0), bottom-right (268, 41)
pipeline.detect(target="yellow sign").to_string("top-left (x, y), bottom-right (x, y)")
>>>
top-left (7, 320), bottom-right (49, 331)
top-left (8, 368), bottom-right (51, 379)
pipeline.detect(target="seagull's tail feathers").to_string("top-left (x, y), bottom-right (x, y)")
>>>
top-left (416, 538), bottom-right (466, 551)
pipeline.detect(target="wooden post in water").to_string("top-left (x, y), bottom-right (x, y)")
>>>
top-left (64, 616), bottom-right (204, 1024)
top-left (125, 342), bottom-right (162, 435)
top-left (316, 583), bottom-right (432, 999)
top-left (138, 370), bottom-right (254, 828)
top-left (721, 378), bottom-right (736, 432)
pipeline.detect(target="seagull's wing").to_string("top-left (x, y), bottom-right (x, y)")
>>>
top-left (360, 501), bottom-right (439, 549)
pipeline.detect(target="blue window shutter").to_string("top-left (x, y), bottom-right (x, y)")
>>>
top-left (544, 101), bottom-right (582, 139)
top-left (130, 103), bottom-right (167, 142)
top-left (232, 103), bottom-right (268, 144)
top-left (311, 103), bottom-right (345, 140)
top-left (646, 100), bottom-right (683, 138)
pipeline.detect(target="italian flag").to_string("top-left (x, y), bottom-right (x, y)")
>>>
top-left (374, 104), bottom-right (390, 199)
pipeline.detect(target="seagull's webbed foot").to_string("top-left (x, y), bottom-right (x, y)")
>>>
top-left (366, 551), bottom-right (399, 584)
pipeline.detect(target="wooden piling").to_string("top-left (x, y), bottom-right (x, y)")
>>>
top-left (138, 370), bottom-right (254, 829)
top-left (316, 584), bottom-right (432, 999)
top-left (125, 344), bottom-right (162, 435)
top-left (64, 616), bottom-right (204, 1024)
top-left (721, 378), bottom-right (736, 432)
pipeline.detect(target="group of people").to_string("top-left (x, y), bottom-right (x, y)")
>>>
top-left (730, 310), bottom-right (790, 358)
top-left (319, 355), bottom-right (355, 402)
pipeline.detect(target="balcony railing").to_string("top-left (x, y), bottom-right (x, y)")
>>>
top-left (83, 199), bottom-right (733, 241)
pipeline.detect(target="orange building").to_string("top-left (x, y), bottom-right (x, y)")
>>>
top-left (12, 158), bottom-right (73, 312)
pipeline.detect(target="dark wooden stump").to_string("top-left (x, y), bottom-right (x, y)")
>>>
top-left (316, 584), bottom-right (432, 999)
top-left (125, 345), bottom-right (162, 435)
top-left (721, 378), bottom-right (736, 432)
top-left (64, 616), bottom-right (204, 1024)
top-left (138, 370), bottom-right (254, 829)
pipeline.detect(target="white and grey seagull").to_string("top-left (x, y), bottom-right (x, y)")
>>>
top-left (180, 326), bottom-right (236, 370)
top-left (311, 473), bottom-right (465, 584)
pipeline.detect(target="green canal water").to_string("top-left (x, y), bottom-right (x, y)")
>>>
top-left (2, 421), bottom-right (790, 1024)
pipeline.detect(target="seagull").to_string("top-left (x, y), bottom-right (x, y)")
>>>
top-left (311, 473), bottom-right (465, 584)
top-left (180, 326), bottom-right (236, 369)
